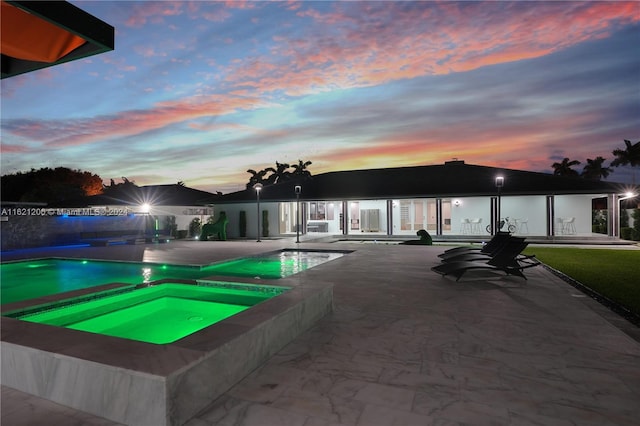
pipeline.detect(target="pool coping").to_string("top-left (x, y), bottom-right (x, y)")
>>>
top-left (1, 272), bottom-right (335, 425)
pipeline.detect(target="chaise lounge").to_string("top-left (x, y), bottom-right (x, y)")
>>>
top-left (438, 231), bottom-right (512, 260)
top-left (432, 239), bottom-right (540, 281)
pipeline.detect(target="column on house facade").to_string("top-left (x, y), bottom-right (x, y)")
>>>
top-left (341, 201), bottom-right (348, 235)
top-left (435, 198), bottom-right (443, 235)
top-left (609, 193), bottom-right (618, 237)
top-left (301, 202), bottom-right (308, 235)
top-left (386, 200), bottom-right (393, 236)
top-left (490, 196), bottom-right (498, 235)
top-left (546, 195), bottom-right (555, 237)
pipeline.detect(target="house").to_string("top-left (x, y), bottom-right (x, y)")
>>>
top-left (1, 184), bottom-right (216, 250)
top-left (210, 160), bottom-right (638, 240)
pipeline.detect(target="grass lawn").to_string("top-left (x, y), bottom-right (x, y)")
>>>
top-left (523, 247), bottom-right (640, 316)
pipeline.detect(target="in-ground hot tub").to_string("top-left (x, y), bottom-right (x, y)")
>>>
top-left (10, 282), bottom-right (287, 344)
top-left (1, 279), bottom-right (334, 426)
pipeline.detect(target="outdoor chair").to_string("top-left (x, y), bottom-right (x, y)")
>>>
top-left (460, 218), bottom-right (471, 234)
top-left (563, 217), bottom-right (576, 235)
top-left (438, 232), bottom-right (512, 260)
top-left (439, 236), bottom-right (529, 263)
top-left (431, 240), bottom-right (540, 281)
top-left (516, 218), bottom-right (529, 234)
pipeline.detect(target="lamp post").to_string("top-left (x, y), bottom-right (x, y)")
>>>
top-left (495, 176), bottom-right (504, 234)
top-left (295, 185), bottom-right (301, 243)
top-left (254, 183), bottom-right (263, 242)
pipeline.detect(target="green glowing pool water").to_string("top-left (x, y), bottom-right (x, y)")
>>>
top-left (11, 282), bottom-right (288, 344)
top-left (0, 250), bottom-right (345, 304)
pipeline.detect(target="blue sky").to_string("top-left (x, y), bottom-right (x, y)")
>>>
top-left (1, 1), bottom-right (639, 194)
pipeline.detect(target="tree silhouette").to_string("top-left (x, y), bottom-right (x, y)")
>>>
top-left (581, 157), bottom-right (613, 180)
top-left (246, 160), bottom-right (313, 188)
top-left (102, 177), bottom-right (138, 195)
top-left (246, 169), bottom-right (268, 189)
top-left (291, 160), bottom-right (313, 178)
top-left (551, 158), bottom-right (581, 177)
top-left (611, 140), bottom-right (640, 168)
top-left (264, 161), bottom-right (291, 185)
top-left (1, 167), bottom-right (103, 203)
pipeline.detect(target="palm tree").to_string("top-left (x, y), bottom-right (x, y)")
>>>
top-left (291, 160), bottom-right (313, 178)
top-left (581, 157), bottom-right (613, 180)
top-left (551, 158), bottom-right (581, 177)
top-left (246, 169), bottom-right (268, 189)
top-left (264, 161), bottom-right (291, 185)
top-left (611, 140), bottom-right (640, 168)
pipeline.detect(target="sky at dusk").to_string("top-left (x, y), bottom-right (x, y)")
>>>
top-left (1, 0), bottom-right (639, 194)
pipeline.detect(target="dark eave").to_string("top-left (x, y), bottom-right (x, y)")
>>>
top-left (213, 162), bottom-right (631, 204)
top-left (51, 184), bottom-right (217, 208)
top-left (1, 1), bottom-right (114, 79)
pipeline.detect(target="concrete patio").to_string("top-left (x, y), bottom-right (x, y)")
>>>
top-left (2, 238), bottom-right (639, 426)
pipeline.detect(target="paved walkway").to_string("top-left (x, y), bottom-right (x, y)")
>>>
top-left (2, 239), bottom-right (639, 426)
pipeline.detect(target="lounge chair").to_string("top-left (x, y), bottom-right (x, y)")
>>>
top-left (438, 232), bottom-right (513, 260)
top-left (431, 240), bottom-right (540, 281)
top-left (440, 237), bottom-right (534, 263)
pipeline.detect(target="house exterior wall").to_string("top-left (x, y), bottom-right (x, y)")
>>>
top-left (142, 205), bottom-right (213, 236)
top-left (215, 203), bottom-right (279, 239)
top-left (213, 193), bottom-right (608, 239)
top-left (553, 195), bottom-right (593, 235)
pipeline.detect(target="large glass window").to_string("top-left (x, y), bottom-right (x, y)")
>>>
top-left (309, 202), bottom-right (334, 220)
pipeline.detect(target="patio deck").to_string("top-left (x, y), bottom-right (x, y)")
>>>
top-left (2, 238), bottom-right (639, 426)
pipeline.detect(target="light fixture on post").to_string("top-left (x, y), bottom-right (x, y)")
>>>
top-left (295, 185), bottom-right (301, 243)
top-left (254, 183), bottom-right (263, 242)
top-left (618, 191), bottom-right (638, 238)
top-left (495, 176), bottom-right (504, 234)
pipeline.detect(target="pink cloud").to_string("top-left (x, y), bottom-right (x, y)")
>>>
top-left (124, 1), bottom-right (184, 27)
top-left (224, 1), bottom-right (639, 98)
top-left (0, 143), bottom-right (30, 153)
top-left (34, 93), bottom-right (270, 148)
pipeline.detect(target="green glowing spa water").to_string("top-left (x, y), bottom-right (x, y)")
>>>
top-left (13, 283), bottom-right (287, 344)
top-left (0, 250), bottom-right (344, 304)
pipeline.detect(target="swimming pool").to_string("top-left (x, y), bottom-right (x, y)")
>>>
top-left (7, 282), bottom-right (289, 344)
top-left (0, 249), bottom-right (346, 304)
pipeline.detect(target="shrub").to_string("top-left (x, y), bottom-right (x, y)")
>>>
top-left (189, 218), bottom-right (201, 237)
top-left (239, 211), bottom-right (247, 237)
top-left (164, 215), bottom-right (178, 237)
top-left (633, 209), bottom-right (640, 241)
top-left (620, 227), bottom-right (634, 241)
top-left (262, 210), bottom-right (269, 237)
top-left (621, 209), bottom-right (630, 228)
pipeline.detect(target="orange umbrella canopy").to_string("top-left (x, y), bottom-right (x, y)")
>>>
top-left (1, 0), bottom-right (114, 78)
top-left (1, 1), bottom-right (87, 63)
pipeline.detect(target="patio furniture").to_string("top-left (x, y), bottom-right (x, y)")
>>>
top-left (438, 232), bottom-right (512, 260)
top-left (439, 237), bottom-right (530, 263)
top-left (470, 218), bottom-right (482, 234)
top-left (431, 239), bottom-right (540, 281)
top-left (563, 217), bottom-right (576, 235)
top-left (460, 218), bottom-right (471, 234)
top-left (516, 218), bottom-right (529, 234)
